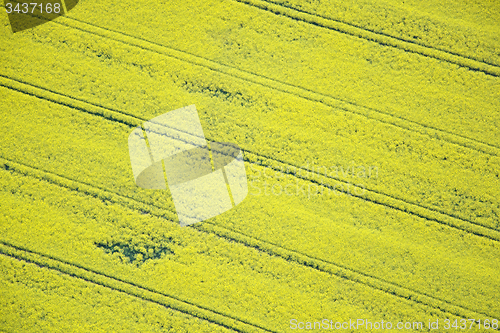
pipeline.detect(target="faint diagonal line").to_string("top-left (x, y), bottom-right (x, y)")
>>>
top-left (0, 240), bottom-right (276, 333)
top-left (1, 157), bottom-right (499, 322)
top-left (42, 15), bottom-right (500, 157)
top-left (1, 74), bottom-right (499, 241)
top-left (2, 3), bottom-right (500, 328)
top-left (233, 0), bottom-right (500, 76)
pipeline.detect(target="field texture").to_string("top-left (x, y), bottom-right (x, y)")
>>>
top-left (1, 0), bottom-right (499, 332)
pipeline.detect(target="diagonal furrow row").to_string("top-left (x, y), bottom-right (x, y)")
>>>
top-left (1, 75), bottom-right (498, 242)
top-left (0, 156), bottom-right (497, 322)
top-left (0, 241), bottom-right (275, 333)
top-left (233, 0), bottom-right (500, 77)
top-left (47, 15), bottom-right (500, 157)
top-left (2, 1), bottom-right (500, 329)
top-left (245, 153), bottom-right (500, 240)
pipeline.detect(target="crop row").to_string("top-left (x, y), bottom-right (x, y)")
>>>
top-left (0, 27), bottom-right (498, 230)
top-left (0, 164), bottom-right (459, 332)
top-left (1, 1), bottom-right (499, 329)
top-left (0, 254), bottom-right (233, 333)
top-left (1, 79), bottom-right (499, 320)
top-left (56, 0), bottom-right (500, 148)
top-left (253, 0), bottom-right (500, 67)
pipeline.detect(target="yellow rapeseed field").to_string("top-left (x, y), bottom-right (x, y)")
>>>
top-left (1, 0), bottom-right (499, 331)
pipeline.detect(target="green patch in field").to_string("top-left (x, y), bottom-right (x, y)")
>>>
top-left (95, 239), bottom-right (175, 266)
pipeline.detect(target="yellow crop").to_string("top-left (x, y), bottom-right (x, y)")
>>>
top-left (1, 0), bottom-right (499, 331)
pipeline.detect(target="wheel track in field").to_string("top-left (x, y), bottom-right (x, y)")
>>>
top-left (1, 74), bottom-right (499, 241)
top-left (38, 15), bottom-right (500, 158)
top-left (47, 17), bottom-right (500, 236)
top-left (0, 241), bottom-right (275, 333)
top-left (2, 16), bottom-right (497, 320)
top-left (6, 7), bottom-right (499, 234)
top-left (2, 11), bottom-right (499, 332)
top-left (244, 154), bottom-right (500, 238)
top-left (233, 0), bottom-right (500, 76)
top-left (0, 153), bottom-right (499, 323)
